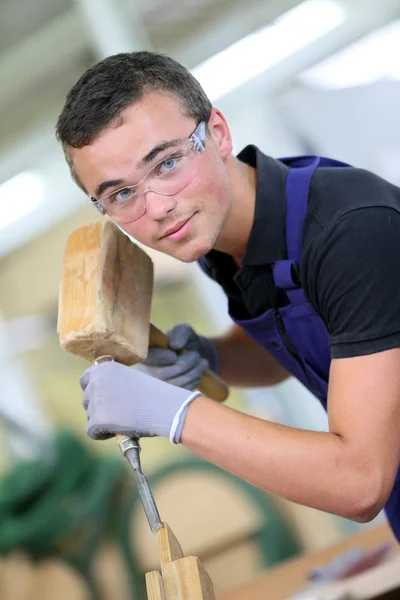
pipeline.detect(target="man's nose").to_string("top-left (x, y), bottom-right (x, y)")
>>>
top-left (143, 188), bottom-right (176, 220)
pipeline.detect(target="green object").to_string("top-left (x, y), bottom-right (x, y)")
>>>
top-left (0, 430), bottom-right (127, 598)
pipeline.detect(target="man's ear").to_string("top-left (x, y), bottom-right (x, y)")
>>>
top-left (208, 107), bottom-right (233, 159)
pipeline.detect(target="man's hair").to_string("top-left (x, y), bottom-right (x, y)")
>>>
top-left (56, 51), bottom-right (212, 191)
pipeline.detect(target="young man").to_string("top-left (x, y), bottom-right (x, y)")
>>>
top-left (56, 51), bottom-right (400, 541)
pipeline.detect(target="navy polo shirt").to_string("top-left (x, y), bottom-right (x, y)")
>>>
top-left (200, 145), bottom-right (400, 359)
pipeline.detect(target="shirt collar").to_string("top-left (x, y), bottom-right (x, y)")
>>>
top-left (202, 145), bottom-right (288, 275)
top-left (238, 145), bottom-right (288, 265)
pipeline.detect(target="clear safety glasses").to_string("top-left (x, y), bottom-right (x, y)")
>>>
top-left (90, 121), bottom-right (206, 224)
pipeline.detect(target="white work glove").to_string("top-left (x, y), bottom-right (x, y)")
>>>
top-left (80, 361), bottom-right (202, 444)
top-left (137, 323), bottom-right (220, 391)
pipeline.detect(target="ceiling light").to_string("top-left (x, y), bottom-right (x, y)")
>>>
top-left (0, 171), bottom-right (46, 231)
top-left (299, 19), bottom-right (400, 89)
top-left (192, 0), bottom-right (345, 102)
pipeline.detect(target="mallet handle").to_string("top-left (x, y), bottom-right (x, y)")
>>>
top-left (149, 324), bottom-right (229, 403)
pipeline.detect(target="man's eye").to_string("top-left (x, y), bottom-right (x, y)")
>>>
top-left (109, 187), bottom-right (136, 204)
top-left (157, 155), bottom-right (182, 175)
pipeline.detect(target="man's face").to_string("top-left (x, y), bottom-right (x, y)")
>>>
top-left (71, 91), bottom-right (233, 262)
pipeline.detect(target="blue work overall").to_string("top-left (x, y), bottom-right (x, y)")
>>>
top-left (199, 155), bottom-right (400, 541)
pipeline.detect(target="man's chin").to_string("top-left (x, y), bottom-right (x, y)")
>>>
top-left (170, 236), bottom-right (215, 263)
top-left (173, 246), bottom-right (206, 264)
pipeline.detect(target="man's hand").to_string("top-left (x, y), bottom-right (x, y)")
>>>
top-left (80, 361), bottom-right (201, 443)
top-left (137, 323), bottom-right (220, 390)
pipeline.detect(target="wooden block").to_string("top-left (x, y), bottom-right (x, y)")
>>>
top-left (159, 522), bottom-right (185, 568)
top-left (146, 523), bottom-right (215, 600)
top-left (58, 220), bottom-right (153, 365)
top-left (163, 556), bottom-right (215, 600)
top-left (146, 571), bottom-right (166, 600)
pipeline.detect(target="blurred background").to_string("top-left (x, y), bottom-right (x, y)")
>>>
top-left (1, 0), bottom-right (400, 598)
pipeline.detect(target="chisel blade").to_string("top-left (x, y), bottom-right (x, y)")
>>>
top-left (120, 437), bottom-right (163, 534)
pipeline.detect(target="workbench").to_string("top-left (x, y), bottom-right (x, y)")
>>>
top-left (219, 522), bottom-right (399, 600)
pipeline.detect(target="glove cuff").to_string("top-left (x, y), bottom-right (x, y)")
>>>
top-left (169, 391), bottom-right (202, 444)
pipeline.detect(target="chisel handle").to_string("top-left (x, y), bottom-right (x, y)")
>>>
top-left (149, 324), bottom-right (229, 403)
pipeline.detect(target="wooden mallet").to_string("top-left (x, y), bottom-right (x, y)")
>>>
top-left (57, 220), bottom-right (229, 400)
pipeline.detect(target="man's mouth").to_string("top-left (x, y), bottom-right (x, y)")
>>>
top-left (160, 214), bottom-right (196, 241)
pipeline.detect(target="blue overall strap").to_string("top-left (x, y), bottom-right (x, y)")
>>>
top-left (274, 155), bottom-right (351, 304)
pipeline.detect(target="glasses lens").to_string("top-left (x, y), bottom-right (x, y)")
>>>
top-left (144, 139), bottom-right (203, 196)
top-left (95, 191), bottom-right (145, 224)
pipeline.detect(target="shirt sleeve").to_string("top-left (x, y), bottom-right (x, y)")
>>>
top-left (304, 206), bottom-right (400, 359)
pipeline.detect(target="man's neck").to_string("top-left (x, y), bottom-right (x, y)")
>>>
top-left (214, 155), bottom-right (257, 263)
